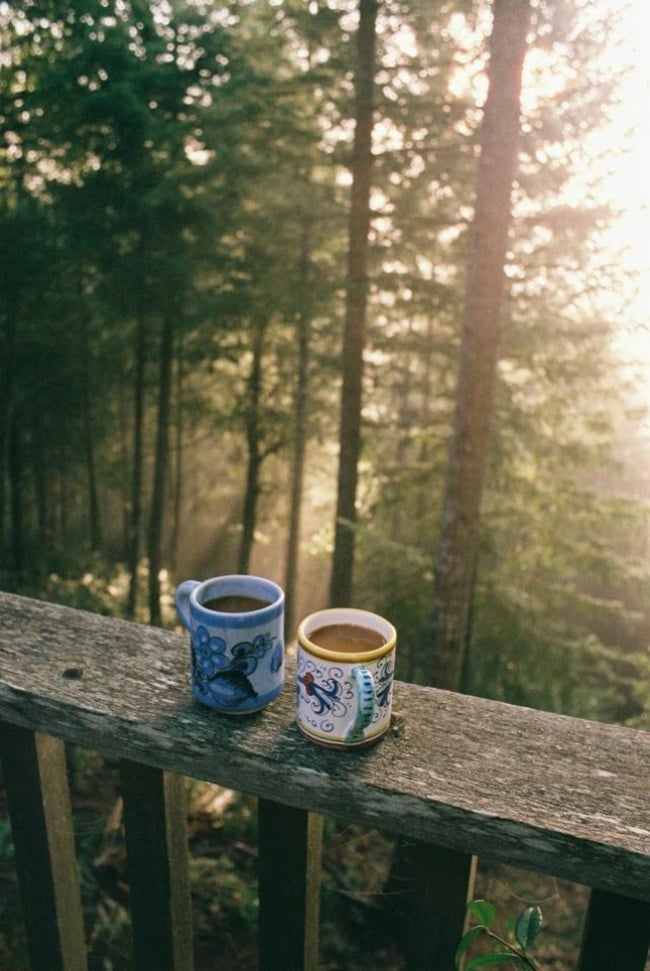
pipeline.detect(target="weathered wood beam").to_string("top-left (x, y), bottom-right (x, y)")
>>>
top-left (0, 592), bottom-right (648, 904)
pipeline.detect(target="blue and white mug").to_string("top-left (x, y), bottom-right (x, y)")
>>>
top-left (296, 607), bottom-right (396, 749)
top-left (175, 575), bottom-right (284, 715)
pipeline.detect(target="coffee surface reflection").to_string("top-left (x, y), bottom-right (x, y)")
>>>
top-left (202, 595), bottom-right (271, 613)
top-left (309, 622), bottom-right (386, 654)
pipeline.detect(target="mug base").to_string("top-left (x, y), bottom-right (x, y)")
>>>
top-left (192, 682), bottom-right (283, 715)
top-left (297, 723), bottom-right (389, 750)
top-left (197, 703), bottom-right (266, 716)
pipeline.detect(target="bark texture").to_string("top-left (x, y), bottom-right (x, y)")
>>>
top-left (329, 0), bottom-right (378, 606)
top-left (431, 0), bottom-right (532, 690)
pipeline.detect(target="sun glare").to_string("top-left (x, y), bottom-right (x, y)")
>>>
top-left (599, 1), bottom-right (650, 413)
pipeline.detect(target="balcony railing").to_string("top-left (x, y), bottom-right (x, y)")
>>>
top-left (0, 590), bottom-right (648, 970)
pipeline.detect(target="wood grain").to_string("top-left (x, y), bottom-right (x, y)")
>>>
top-left (0, 591), bottom-right (648, 902)
top-left (0, 724), bottom-right (87, 971)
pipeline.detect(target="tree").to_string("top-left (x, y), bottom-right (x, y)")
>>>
top-left (284, 219), bottom-right (313, 634)
top-left (330, 0), bottom-right (379, 606)
top-left (2, 0), bottom-right (648, 735)
top-left (147, 311), bottom-right (175, 625)
top-left (430, 0), bottom-right (532, 691)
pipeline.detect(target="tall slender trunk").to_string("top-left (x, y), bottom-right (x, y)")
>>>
top-left (58, 455), bottom-right (69, 549)
top-left (119, 379), bottom-right (130, 559)
top-left (32, 412), bottom-right (48, 547)
top-left (9, 421), bottom-right (23, 575)
top-left (126, 307), bottom-right (147, 619)
top-left (414, 314), bottom-right (436, 525)
top-left (329, 0), bottom-right (378, 607)
top-left (147, 314), bottom-right (174, 625)
top-left (169, 335), bottom-right (184, 578)
top-left (0, 296), bottom-right (18, 554)
top-left (81, 314), bottom-right (102, 552)
top-left (284, 222), bottom-right (313, 635)
top-left (238, 322), bottom-right (266, 576)
top-left (431, 0), bottom-right (531, 691)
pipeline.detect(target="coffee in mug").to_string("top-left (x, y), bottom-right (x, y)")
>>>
top-left (309, 623), bottom-right (386, 654)
top-left (202, 595), bottom-right (271, 613)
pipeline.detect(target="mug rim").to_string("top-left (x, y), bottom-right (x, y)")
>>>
top-left (297, 607), bottom-right (396, 663)
top-left (191, 574), bottom-right (284, 628)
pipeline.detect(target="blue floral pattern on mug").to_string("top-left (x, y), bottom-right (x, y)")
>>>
top-left (191, 627), bottom-right (281, 710)
top-left (376, 654), bottom-right (394, 710)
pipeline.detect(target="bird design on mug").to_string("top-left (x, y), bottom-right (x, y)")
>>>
top-left (298, 671), bottom-right (343, 715)
top-left (298, 665), bottom-right (377, 742)
top-left (192, 628), bottom-right (278, 709)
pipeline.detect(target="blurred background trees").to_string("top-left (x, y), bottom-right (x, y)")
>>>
top-left (1, 0), bottom-right (648, 728)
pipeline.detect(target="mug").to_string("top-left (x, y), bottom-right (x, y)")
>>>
top-left (175, 574), bottom-right (284, 714)
top-left (296, 607), bottom-right (396, 749)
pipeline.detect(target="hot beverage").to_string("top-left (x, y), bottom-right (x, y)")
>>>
top-left (202, 595), bottom-right (271, 613)
top-left (309, 623), bottom-right (386, 654)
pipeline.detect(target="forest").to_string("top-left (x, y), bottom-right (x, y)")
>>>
top-left (2, 1), bottom-right (650, 967)
top-left (1, 0), bottom-right (650, 724)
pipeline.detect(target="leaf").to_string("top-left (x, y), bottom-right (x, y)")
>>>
top-left (455, 926), bottom-right (484, 966)
top-left (465, 953), bottom-right (524, 970)
top-left (515, 906), bottom-right (542, 951)
top-left (468, 899), bottom-right (497, 928)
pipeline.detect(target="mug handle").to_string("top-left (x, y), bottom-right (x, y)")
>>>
top-left (345, 665), bottom-right (376, 743)
top-left (175, 580), bottom-right (200, 631)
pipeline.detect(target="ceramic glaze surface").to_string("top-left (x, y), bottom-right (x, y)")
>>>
top-left (175, 575), bottom-right (284, 714)
top-left (296, 648), bottom-right (395, 747)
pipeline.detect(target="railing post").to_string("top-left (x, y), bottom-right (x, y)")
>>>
top-left (120, 760), bottom-right (194, 971)
top-left (578, 888), bottom-right (650, 971)
top-left (408, 845), bottom-right (476, 970)
top-left (385, 839), bottom-right (476, 970)
top-left (0, 724), bottom-right (87, 971)
top-left (258, 800), bottom-right (323, 971)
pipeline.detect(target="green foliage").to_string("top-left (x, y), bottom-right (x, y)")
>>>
top-left (456, 899), bottom-right (543, 970)
top-left (0, 816), bottom-right (28, 970)
top-left (0, 0), bottom-right (648, 728)
top-left (353, 521), bottom-right (437, 684)
top-left (182, 788), bottom-right (261, 970)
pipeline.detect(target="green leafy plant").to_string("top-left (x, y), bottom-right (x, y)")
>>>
top-left (455, 899), bottom-right (542, 970)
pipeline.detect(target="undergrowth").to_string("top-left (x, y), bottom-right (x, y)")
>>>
top-left (0, 749), bottom-right (596, 970)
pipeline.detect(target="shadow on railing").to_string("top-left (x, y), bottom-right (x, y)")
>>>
top-left (0, 591), bottom-right (648, 970)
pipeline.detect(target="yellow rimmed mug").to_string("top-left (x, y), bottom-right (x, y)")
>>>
top-left (296, 607), bottom-right (396, 749)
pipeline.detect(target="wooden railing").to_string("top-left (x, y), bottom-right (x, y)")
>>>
top-left (0, 590), bottom-right (648, 970)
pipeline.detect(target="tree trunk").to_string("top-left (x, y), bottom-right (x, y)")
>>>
top-left (430, 0), bottom-right (531, 691)
top-left (81, 314), bottom-right (102, 552)
top-left (147, 314), bottom-right (174, 626)
top-left (32, 413), bottom-right (48, 548)
top-left (238, 321), bottom-right (266, 576)
top-left (0, 296), bottom-right (18, 555)
top-left (329, 0), bottom-right (378, 607)
top-left (119, 379), bottom-right (130, 560)
top-left (285, 222), bottom-right (313, 635)
top-left (126, 308), bottom-right (147, 619)
top-left (58, 455), bottom-right (69, 550)
top-left (169, 334), bottom-right (184, 578)
top-left (8, 422), bottom-right (24, 576)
